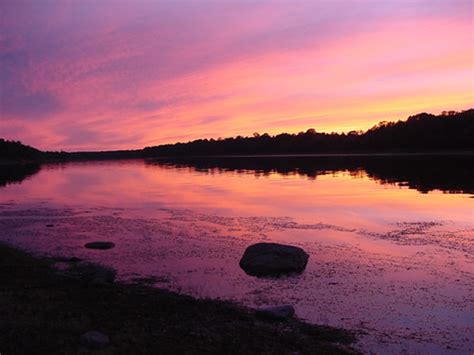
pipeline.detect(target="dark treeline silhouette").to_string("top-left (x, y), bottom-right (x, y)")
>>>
top-left (0, 139), bottom-right (141, 162)
top-left (146, 154), bottom-right (474, 194)
top-left (143, 109), bottom-right (474, 156)
top-left (44, 149), bottom-right (143, 161)
top-left (1, 109), bottom-right (473, 163)
top-left (0, 139), bottom-right (43, 160)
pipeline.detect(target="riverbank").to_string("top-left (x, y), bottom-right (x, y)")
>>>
top-left (0, 242), bottom-right (357, 354)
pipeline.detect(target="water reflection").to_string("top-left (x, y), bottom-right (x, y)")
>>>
top-left (146, 154), bottom-right (474, 194)
top-left (2, 154), bottom-right (472, 195)
top-left (0, 163), bottom-right (42, 187)
top-left (0, 155), bottom-right (472, 354)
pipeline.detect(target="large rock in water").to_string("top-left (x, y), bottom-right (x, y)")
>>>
top-left (239, 242), bottom-right (309, 276)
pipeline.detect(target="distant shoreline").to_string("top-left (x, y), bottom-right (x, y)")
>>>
top-left (1, 150), bottom-right (474, 166)
top-left (149, 151), bottom-right (474, 158)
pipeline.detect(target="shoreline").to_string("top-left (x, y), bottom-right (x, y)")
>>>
top-left (1, 150), bottom-right (474, 166)
top-left (0, 242), bottom-right (357, 354)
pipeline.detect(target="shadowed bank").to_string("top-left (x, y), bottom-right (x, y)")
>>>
top-left (0, 243), bottom-right (356, 354)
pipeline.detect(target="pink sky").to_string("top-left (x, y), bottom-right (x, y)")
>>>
top-left (1, 0), bottom-right (473, 151)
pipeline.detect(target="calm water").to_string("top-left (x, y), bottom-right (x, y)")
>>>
top-left (1, 155), bottom-right (473, 354)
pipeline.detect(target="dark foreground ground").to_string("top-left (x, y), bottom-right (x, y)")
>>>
top-left (0, 243), bottom-right (357, 354)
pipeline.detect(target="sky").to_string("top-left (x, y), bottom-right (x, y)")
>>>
top-left (1, 0), bottom-right (473, 151)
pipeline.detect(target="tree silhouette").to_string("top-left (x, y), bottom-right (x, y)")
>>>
top-left (143, 109), bottom-right (473, 156)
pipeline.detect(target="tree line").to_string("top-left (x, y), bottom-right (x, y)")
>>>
top-left (143, 109), bottom-right (473, 156)
top-left (1, 109), bottom-right (472, 161)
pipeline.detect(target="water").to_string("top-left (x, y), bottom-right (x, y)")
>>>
top-left (0, 155), bottom-right (473, 354)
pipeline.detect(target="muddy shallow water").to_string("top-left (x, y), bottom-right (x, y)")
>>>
top-left (0, 156), bottom-right (473, 354)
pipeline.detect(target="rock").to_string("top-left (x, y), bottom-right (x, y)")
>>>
top-left (80, 330), bottom-right (110, 349)
top-left (256, 305), bottom-right (295, 320)
top-left (84, 241), bottom-right (115, 250)
top-left (53, 256), bottom-right (82, 263)
top-left (239, 243), bottom-right (309, 276)
top-left (58, 263), bottom-right (116, 284)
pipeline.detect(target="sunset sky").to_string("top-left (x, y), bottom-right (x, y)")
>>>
top-left (1, 0), bottom-right (473, 151)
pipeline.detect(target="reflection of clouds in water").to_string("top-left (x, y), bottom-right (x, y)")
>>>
top-left (359, 221), bottom-right (474, 254)
top-left (3, 154), bottom-right (474, 195)
top-left (168, 211), bottom-right (474, 254)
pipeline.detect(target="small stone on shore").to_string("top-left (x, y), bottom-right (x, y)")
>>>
top-left (80, 330), bottom-right (110, 349)
top-left (256, 305), bottom-right (295, 320)
top-left (58, 263), bottom-right (116, 284)
top-left (53, 256), bottom-right (82, 263)
top-left (84, 241), bottom-right (115, 250)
